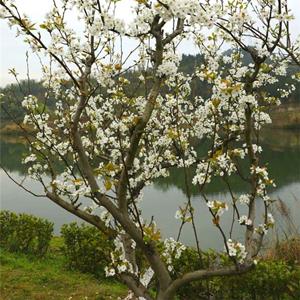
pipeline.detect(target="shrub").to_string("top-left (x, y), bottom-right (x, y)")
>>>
top-left (0, 210), bottom-right (53, 256)
top-left (173, 247), bottom-right (300, 300)
top-left (60, 222), bottom-right (113, 278)
top-left (172, 247), bottom-right (206, 299)
top-left (212, 260), bottom-right (300, 300)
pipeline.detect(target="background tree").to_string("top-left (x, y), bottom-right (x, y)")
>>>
top-left (0, 0), bottom-right (297, 299)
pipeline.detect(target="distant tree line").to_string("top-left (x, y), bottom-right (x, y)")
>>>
top-left (1, 53), bottom-right (299, 124)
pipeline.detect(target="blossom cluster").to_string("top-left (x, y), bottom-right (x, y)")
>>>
top-left (105, 235), bottom-right (135, 277)
top-left (226, 239), bottom-right (247, 263)
top-left (174, 204), bottom-right (193, 223)
top-left (162, 238), bottom-right (186, 272)
top-left (207, 200), bottom-right (229, 217)
top-left (255, 213), bottom-right (275, 235)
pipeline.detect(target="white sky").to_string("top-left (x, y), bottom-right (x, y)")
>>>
top-left (0, 0), bottom-right (299, 87)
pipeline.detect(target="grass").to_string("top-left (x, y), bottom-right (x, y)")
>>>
top-left (0, 238), bottom-right (127, 300)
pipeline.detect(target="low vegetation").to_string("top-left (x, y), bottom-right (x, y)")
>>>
top-left (61, 222), bottom-right (112, 278)
top-left (0, 247), bottom-right (127, 300)
top-left (0, 210), bottom-right (53, 257)
top-left (173, 247), bottom-right (300, 299)
top-left (0, 211), bottom-right (299, 299)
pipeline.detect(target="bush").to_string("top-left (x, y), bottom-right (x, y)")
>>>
top-left (61, 222), bottom-right (113, 278)
top-left (212, 260), bottom-right (300, 300)
top-left (173, 247), bottom-right (300, 300)
top-left (0, 210), bottom-right (53, 256)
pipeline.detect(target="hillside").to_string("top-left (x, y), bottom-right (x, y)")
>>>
top-left (1, 54), bottom-right (300, 128)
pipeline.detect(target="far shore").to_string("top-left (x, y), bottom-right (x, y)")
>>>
top-left (1, 103), bottom-right (300, 136)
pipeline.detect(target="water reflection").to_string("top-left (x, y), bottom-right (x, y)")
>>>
top-left (155, 129), bottom-right (300, 195)
top-left (0, 129), bottom-right (299, 249)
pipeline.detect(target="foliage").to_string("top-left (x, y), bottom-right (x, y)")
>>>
top-left (213, 260), bottom-right (300, 300)
top-left (0, 210), bottom-right (53, 257)
top-left (172, 247), bottom-right (212, 299)
top-left (173, 247), bottom-right (300, 299)
top-left (61, 222), bottom-right (113, 278)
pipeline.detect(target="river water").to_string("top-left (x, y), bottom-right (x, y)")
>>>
top-left (0, 128), bottom-right (299, 249)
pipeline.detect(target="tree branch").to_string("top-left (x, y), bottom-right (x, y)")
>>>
top-left (160, 264), bottom-right (254, 300)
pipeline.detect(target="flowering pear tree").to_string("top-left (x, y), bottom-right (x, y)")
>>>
top-left (0, 0), bottom-right (297, 299)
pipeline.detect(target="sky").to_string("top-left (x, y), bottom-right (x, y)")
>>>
top-left (0, 0), bottom-right (300, 87)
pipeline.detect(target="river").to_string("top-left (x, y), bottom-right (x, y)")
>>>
top-left (0, 128), bottom-right (299, 250)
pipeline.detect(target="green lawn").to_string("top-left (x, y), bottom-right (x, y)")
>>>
top-left (0, 239), bottom-right (127, 300)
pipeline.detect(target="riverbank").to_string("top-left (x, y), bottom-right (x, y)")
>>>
top-left (0, 208), bottom-right (299, 300)
top-left (269, 102), bottom-right (300, 129)
top-left (1, 238), bottom-right (300, 300)
top-left (0, 122), bottom-right (35, 136)
top-left (1, 103), bottom-right (299, 135)
top-left (0, 238), bottom-right (127, 300)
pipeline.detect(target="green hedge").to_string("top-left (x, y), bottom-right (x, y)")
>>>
top-left (60, 222), bottom-right (113, 278)
top-left (0, 210), bottom-right (53, 256)
top-left (213, 260), bottom-right (300, 300)
top-left (173, 247), bottom-right (300, 300)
